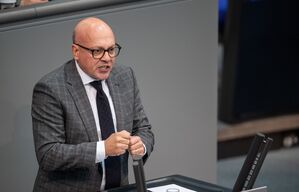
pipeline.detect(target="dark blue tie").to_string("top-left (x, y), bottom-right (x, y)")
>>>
top-left (90, 81), bottom-right (121, 190)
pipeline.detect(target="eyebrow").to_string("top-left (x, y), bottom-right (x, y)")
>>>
top-left (88, 44), bottom-right (117, 50)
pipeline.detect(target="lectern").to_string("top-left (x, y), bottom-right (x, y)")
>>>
top-left (108, 133), bottom-right (271, 192)
top-left (107, 175), bottom-right (231, 192)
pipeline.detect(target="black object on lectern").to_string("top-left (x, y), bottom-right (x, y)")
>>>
top-left (133, 158), bottom-right (151, 192)
top-left (232, 133), bottom-right (273, 192)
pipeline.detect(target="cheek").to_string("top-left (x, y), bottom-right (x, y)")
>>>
top-left (84, 62), bottom-right (96, 73)
top-left (78, 58), bottom-right (95, 73)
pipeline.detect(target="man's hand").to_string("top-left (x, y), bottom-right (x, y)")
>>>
top-left (129, 136), bottom-right (145, 158)
top-left (104, 130), bottom-right (130, 157)
top-left (21, 0), bottom-right (48, 6)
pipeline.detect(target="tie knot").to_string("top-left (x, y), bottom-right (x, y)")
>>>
top-left (90, 80), bottom-right (103, 92)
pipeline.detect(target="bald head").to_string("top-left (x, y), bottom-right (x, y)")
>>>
top-left (71, 17), bottom-right (118, 80)
top-left (72, 17), bottom-right (115, 44)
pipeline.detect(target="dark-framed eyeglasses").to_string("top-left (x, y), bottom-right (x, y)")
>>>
top-left (74, 43), bottom-right (122, 59)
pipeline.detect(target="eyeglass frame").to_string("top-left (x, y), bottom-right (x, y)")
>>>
top-left (73, 43), bottom-right (122, 59)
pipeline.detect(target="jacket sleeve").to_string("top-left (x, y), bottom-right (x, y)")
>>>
top-left (31, 80), bottom-right (97, 171)
top-left (129, 67), bottom-right (155, 163)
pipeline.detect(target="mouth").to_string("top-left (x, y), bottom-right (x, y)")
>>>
top-left (99, 65), bottom-right (110, 69)
top-left (98, 65), bottom-right (111, 71)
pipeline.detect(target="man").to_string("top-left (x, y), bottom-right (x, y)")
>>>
top-left (31, 17), bottom-right (154, 192)
top-left (0, 0), bottom-right (47, 9)
top-left (21, 0), bottom-right (48, 6)
top-left (0, 0), bottom-right (17, 9)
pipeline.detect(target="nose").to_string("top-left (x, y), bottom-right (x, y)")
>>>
top-left (100, 50), bottom-right (111, 61)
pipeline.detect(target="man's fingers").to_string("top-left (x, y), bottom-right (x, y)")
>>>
top-left (129, 136), bottom-right (140, 145)
top-left (130, 145), bottom-right (145, 156)
top-left (106, 132), bottom-right (145, 157)
top-left (115, 135), bottom-right (130, 145)
top-left (128, 136), bottom-right (144, 156)
top-left (116, 142), bottom-right (129, 150)
top-left (129, 141), bottom-right (143, 151)
top-left (118, 130), bottom-right (131, 139)
top-left (105, 131), bottom-right (131, 157)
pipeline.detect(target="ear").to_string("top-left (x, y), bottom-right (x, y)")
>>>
top-left (72, 44), bottom-right (79, 60)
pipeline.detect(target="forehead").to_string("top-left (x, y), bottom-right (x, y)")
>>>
top-left (85, 32), bottom-right (115, 47)
top-left (76, 21), bottom-right (115, 47)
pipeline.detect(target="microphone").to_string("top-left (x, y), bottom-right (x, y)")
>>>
top-left (132, 156), bottom-right (150, 192)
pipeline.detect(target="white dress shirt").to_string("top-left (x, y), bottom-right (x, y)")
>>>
top-left (75, 61), bottom-right (117, 190)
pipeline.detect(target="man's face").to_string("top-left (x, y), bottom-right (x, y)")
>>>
top-left (72, 28), bottom-right (116, 80)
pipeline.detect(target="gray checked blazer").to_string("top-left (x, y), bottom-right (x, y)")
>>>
top-left (31, 59), bottom-right (154, 192)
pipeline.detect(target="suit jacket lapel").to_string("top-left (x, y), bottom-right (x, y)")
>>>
top-left (107, 68), bottom-right (125, 132)
top-left (64, 60), bottom-right (99, 142)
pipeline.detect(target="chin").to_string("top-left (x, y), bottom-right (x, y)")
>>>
top-left (96, 73), bottom-right (110, 80)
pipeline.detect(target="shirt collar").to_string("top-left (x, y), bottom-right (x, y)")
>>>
top-left (75, 60), bottom-right (106, 85)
